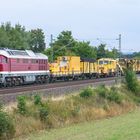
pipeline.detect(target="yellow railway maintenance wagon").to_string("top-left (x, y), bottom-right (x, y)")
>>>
top-left (119, 59), bottom-right (140, 73)
top-left (131, 59), bottom-right (140, 73)
top-left (80, 58), bottom-right (98, 79)
top-left (49, 56), bottom-right (81, 81)
top-left (97, 58), bottom-right (117, 77)
top-left (50, 56), bottom-right (120, 82)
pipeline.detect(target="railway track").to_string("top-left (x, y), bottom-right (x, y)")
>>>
top-left (0, 77), bottom-right (118, 95)
top-left (0, 75), bottom-right (139, 104)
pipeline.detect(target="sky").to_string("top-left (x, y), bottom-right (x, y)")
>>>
top-left (0, 0), bottom-right (140, 52)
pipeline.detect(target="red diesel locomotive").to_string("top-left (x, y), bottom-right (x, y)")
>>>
top-left (0, 49), bottom-right (49, 86)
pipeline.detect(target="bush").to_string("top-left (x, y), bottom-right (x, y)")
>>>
top-left (96, 84), bottom-right (108, 98)
top-left (39, 106), bottom-right (49, 122)
top-left (79, 87), bottom-right (94, 98)
top-left (17, 96), bottom-right (27, 115)
top-left (96, 85), bottom-right (122, 103)
top-left (107, 87), bottom-right (122, 104)
top-left (0, 101), bottom-right (3, 110)
top-left (125, 69), bottom-right (140, 95)
top-left (34, 95), bottom-right (42, 105)
top-left (0, 111), bottom-right (15, 139)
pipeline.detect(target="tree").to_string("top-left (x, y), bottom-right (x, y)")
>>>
top-left (45, 31), bottom-right (97, 61)
top-left (0, 22), bottom-right (46, 52)
top-left (73, 41), bottom-right (97, 59)
top-left (54, 31), bottom-right (76, 48)
top-left (0, 22), bottom-right (30, 50)
top-left (0, 28), bottom-right (9, 48)
top-left (97, 44), bottom-right (106, 59)
top-left (106, 48), bottom-right (119, 59)
top-left (29, 29), bottom-right (46, 52)
top-left (46, 31), bottom-right (76, 61)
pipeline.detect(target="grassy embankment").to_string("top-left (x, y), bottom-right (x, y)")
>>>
top-left (1, 69), bottom-right (140, 139)
top-left (11, 84), bottom-right (139, 139)
top-left (18, 109), bottom-right (140, 140)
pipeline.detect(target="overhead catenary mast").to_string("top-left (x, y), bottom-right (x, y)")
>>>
top-left (50, 34), bottom-right (54, 62)
top-left (119, 34), bottom-right (121, 58)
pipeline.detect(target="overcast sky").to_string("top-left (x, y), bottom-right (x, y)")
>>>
top-left (0, 0), bottom-right (140, 52)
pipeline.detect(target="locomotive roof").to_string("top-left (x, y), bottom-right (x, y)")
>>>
top-left (0, 49), bottom-right (48, 59)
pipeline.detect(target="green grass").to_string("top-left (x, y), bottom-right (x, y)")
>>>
top-left (18, 109), bottom-right (140, 140)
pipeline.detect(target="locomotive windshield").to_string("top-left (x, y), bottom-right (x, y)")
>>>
top-left (99, 61), bottom-right (103, 65)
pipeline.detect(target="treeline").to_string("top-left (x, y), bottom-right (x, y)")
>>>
top-left (2, 22), bottom-right (139, 61)
top-left (125, 52), bottom-right (140, 59)
top-left (44, 31), bottom-right (120, 61)
top-left (0, 22), bottom-right (45, 52)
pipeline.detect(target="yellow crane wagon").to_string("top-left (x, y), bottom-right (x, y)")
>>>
top-left (97, 58), bottom-right (117, 77)
top-left (49, 56), bottom-right (98, 81)
top-left (49, 56), bottom-right (81, 81)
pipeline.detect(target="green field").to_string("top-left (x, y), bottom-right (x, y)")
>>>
top-left (19, 109), bottom-right (140, 140)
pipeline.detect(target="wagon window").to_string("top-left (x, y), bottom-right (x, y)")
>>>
top-left (99, 61), bottom-right (103, 65)
top-left (104, 61), bottom-right (108, 64)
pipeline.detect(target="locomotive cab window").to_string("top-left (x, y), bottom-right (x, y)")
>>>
top-left (2, 57), bottom-right (8, 63)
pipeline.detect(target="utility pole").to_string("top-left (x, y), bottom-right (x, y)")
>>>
top-left (119, 34), bottom-right (121, 58)
top-left (118, 34), bottom-right (122, 79)
top-left (115, 34), bottom-right (122, 83)
top-left (50, 34), bottom-right (53, 62)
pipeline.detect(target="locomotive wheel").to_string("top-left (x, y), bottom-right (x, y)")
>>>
top-left (96, 74), bottom-right (100, 79)
top-left (19, 78), bottom-right (24, 85)
top-left (11, 78), bottom-right (16, 87)
top-left (5, 78), bottom-right (12, 87)
top-left (81, 75), bottom-right (85, 80)
top-left (64, 77), bottom-right (69, 81)
top-left (46, 77), bottom-right (50, 83)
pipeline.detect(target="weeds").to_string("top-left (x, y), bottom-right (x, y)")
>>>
top-left (96, 84), bottom-right (108, 98)
top-left (107, 87), bottom-right (122, 104)
top-left (0, 110), bottom-right (15, 140)
top-left (95, 85), bottom-right (123, 104)
top-left (39, 107), bottom-right (49, 122)
top-left (17, 96), bottom-right (27, 115)
top-left (125, 69), bottom-right (140, 95)
top-left (79, 87), bottom-right (94, 98)
top-left (34, 95), bottom-right (42, 105)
